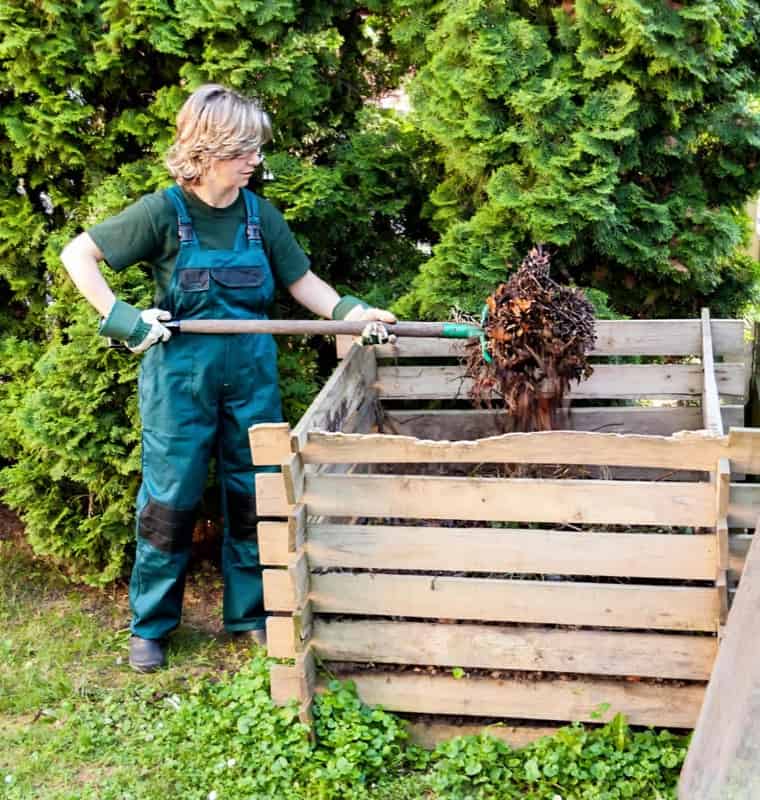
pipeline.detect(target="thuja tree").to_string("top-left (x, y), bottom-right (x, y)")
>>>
top-left (393, 0), bottom-right (760, 319)
top-left (0, 0), bottom-right (434, 583)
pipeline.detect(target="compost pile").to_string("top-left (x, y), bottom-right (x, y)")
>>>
top-left (466, 246), bottom-right (596, 431)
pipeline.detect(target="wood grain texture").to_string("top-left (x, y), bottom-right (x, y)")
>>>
top-left (375, 364), bottom-right (745, 400)
top-left (310, 620), bottom-right (717, 680)
top-left (303, 474), bottom-right (716, 526)
top-left (249, 422), bottom-right (291, 466)
top-left (679, 523), bottom-right (760, 798)
top-left (701, 309), bottom-right (724, 436)
top-left (306, 524), bottom-right (718, 579)
top-left (264, 569), bottom-right (719, 631)
top-left (332, 672), bottom-right (705, 728)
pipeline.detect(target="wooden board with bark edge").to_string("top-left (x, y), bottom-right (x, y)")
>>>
top-left (380, 406), bottom-right (744, 439)
top-left (268, 618), bottom-right (716, 680)
top-left (337, 319), bottom-right (746, 359)
top-left (290, 343), bottom-right (377, 452)
top-left (303, 524), bottom-right (717, 580)
top-left (302, 474), bottom-right (715, 527)
top-left (267, 670), bottom-right (705, 729)
top-left (263, 569), bottom-right (719, 632)
top-left (299, 428), bottom-right (760, 472)
top-left (375, 364), bottom-right (745, 400)
top-left (678, 520), bottom-right (760, 798)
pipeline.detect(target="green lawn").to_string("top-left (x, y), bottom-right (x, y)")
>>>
top-left (0, 520), bottom-right (689, 800)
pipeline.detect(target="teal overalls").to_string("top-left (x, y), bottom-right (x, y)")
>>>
top-left (130, 186), bottom-right (281, 639)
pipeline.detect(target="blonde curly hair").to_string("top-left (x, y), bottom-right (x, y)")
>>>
top-left (165, 84), bottom-right (272, 185)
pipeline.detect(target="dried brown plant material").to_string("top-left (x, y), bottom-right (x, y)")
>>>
top-left (465, 246), bottom-right (596, 431)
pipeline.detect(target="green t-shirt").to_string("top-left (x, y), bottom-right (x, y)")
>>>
top-left (88, 186), bottom-right (310, 305)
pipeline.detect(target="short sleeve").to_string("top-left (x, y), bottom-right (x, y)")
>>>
top-left (259, 197), bottom-right (311, 287)
top-left (88, 196), bottom-right (162, 272)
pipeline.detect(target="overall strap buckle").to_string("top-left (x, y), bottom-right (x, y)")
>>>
top-left (246, 222), bottom-right (262, 242)
top-left (242, 189), bottom-right (262, 245)
top-left (178, 222), bottom-right (195, 243)
top-left (165, 185), bottom-right (196, 246)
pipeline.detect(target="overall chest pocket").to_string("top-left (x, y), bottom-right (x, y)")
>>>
top-left (211, 267), bottom-right (267, 288)
top-left (178, 269), bottom-right (210, 292)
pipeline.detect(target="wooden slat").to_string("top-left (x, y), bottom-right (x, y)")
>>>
top-left (302, 429), bottom-right (728, 469)
top-left (265, 569), bottom-right (718, 631)
top-left (350, 320), bottom-right (745, 359)
top-left (270, 664), bottom-right (300, 705)
top-left (306, 524), bottom-right (717, 580)
top-left (382, 407), bottom-right (705, 438)
top-left (283, 453), bottom-right (305, 505)
top-left (679, 522), bottom-right (760, 797)
top-left (249, 422), bottom-right (291, 466)
top-left (309, 620), bottom-right (716, 680)
top-left (407, 721), bottom-right (559, 750)
top-left (304, 474), bottom-right (715, 526)
top-left (329, 672), bottom-right (705, 728)
top-left (701, 309), bottom-right (724, 436)
top-left (258, 521), bottom-right (290, 565)
top-left (266, 615), bottom-right (297, 659)
top-left (291, 344), bottom-right (376, 451)
top-left (729, 533), bottom-right (752, 583)
top-left (255, 472), bottom-right (291, 517)
top-left (727, 483), bottom-right (760, 528)
top-left (376, 364), bottom-right (745, 400)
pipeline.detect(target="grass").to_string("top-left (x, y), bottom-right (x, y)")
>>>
top-left (0, 515), bottom-right (689, 800)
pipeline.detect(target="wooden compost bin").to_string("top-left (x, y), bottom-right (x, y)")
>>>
top-left (250, 311), bottom-right (760, 745)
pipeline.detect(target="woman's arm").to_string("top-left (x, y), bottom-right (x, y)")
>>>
top-left (287, 270), bottom-right (396, 323)
top-left (60, 232), bottom-right (116, 316)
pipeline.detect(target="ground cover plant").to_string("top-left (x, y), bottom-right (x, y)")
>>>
top-left (1, 517), bottom-right (690, 800)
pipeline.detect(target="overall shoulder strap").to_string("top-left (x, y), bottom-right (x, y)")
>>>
top-left (165, 185), bottom-right (195, 245)
top-left (242, 189), bottom-right (262, 243)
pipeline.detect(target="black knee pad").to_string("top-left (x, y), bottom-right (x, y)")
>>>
top-left (138, 498), bottom-right (197, 552)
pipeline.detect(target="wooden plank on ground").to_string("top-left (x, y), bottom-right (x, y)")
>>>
top-left (327, 672), bottom-right (705, 728)
top-left (311, 620), bottom-right (716, 680)
top-left (376, 364), bottom-right (745, 400)
top-left (303, 474), bottom-right (716, 527)
top-left (678, 523), bottom-right (760, 798)
top-left (291, 344), bottom-right (376, 451)
top-left (358, 320), bottom-right (744, 359)
top-left (265, 571), bottom-right (719, 631)
top-left (306, 524), bottom-right (717, 580)
top-left (302, 429), bottom-right (727, 470)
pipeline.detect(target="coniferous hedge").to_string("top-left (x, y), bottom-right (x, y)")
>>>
top-left (391, 0), bottom-right (760, 319)
top-left (2, 0), bottom-right (760, 582)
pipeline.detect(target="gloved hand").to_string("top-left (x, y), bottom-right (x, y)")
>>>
top-left (344, 303), bottom-right (398, 346)
top-left (99, 300), bottom-right (172, 354)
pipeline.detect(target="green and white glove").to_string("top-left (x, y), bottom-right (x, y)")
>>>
top-left (99, 300), bottom-right (172, 354)
top-left (334, 295), bottom-right (397, 345)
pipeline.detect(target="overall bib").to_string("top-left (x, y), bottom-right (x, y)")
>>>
top-left (130, 186), bottom-right (282, 639)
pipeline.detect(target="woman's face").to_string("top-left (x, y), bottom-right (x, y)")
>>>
top-left (204, 149), bottom-right (264, 192)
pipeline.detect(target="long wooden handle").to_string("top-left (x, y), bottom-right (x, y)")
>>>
top-left (167, 319), bottom-right (481, 338)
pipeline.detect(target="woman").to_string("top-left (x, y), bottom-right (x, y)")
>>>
top-left (61, 84), bottom-right (395, 672)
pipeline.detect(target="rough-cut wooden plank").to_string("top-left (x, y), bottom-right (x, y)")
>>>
top-left (381, 407), bottom-right (705, 439)
top-left (678, 524), bottom-right (760, 799)
top-left (263, 568), bottom-right (295, 612)
top-left (258, 521), bottom-right (290, 566)
top-left (729, 533), bottom-right (752, 583)
top-left (702, 309), bottom-right (724, 436)
top-left (306, 524), bottom-right (717, 580)
top-left (266, 615), bottom-right (297, 659)
top-left (727, 483), bottom-right (760, 528)
top-left (407, 721), bottom-right (559, 750)
top-left (255, 472), bottom-right (291, 517)
top-left (331, 672), bottom-right (705, 728)
top-left (347, 320), bottom-right (744, 359)
top-left (288, 551), bottom-right (310, 609)
top-left (262, 572), bottom-right (721, 631)
top-left (304, 474), bottom-right (715, 527)
top-left (376, 364), bottom-right (745, 400)
top-left (291, 345), bottom-right (376, 451)
top-left (283, 453), bottom-right (305, 505)
top-left (311, 620), bottom-right (717, 680)
top-left (302, 429), bottom-right (728, 470)
top-left (270, 664), bottom-right (300, 705)
top-left (249, 422), bottom-right (292, 466)
top-left (296, 649), bottom-right (316, 725)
